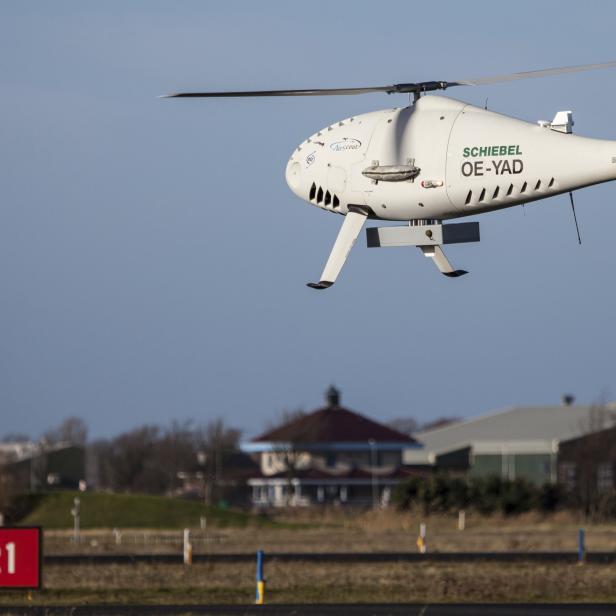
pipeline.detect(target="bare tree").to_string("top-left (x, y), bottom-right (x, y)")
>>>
top-left (194, 418), bottom-right (242, 504)
top-left (43, 417), bottom-right (88, 446)
top-left (265, 408), bottom-right (306, 432)
top-left (421, 416), bottom-right (462, 432)
top-left (388, 417), bottom-right (419, 435)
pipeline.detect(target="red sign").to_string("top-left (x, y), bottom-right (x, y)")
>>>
top-left (0, 527), bottom-right (42, 589)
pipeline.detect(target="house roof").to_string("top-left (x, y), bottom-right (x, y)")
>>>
top-left (251, 387), bottom-right (417, 446)
top-left (404, 403), bottom-right (616, 465)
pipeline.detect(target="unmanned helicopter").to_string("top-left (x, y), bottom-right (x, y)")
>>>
top-left (164, 61), bottom-right (616, 289)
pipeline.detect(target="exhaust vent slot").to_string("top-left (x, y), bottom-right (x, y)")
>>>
top-left (316, 186), bottom-right (324, 204)
top-left (309, 183), bottom-right (316, 201)
top-left (535, 180), bottom-right (542, 190)
top-left (493, 186), bottom-right (500, 199)
top-left (324, 190), bottom-right (331, 206)
top-left (507, 184), bottom-right (514, 196)
top-left (521, 181), bottom-right (527, 193)
top-left (478, 188), bottom-right (486, 202)
top-left (548, 177), bottom-right (555, 188)
top-left (333, 195), bottom-right (340, 208)
top-left (465, 190), bottom-right (472, 205)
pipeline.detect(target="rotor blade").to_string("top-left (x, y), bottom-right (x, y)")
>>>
top-left (307, 208), bottom-right (367, 290)
top-left (161, 85), bottom-right (397, 98)
top-left (454, 60), bottom-right (616, 87)
top-left (162, 60), bottom-right (616, 99)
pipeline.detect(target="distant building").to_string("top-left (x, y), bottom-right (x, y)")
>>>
top-left (174, 451), bottom-right (260, 507)
top-left (558, 424), bottom-right (616, 495)
top-left (0, 441), bottom-right (85, 492)
top-left (404, 403), bottom-right (616, 485)
top-left (242, 387), bottom-right (423, 507)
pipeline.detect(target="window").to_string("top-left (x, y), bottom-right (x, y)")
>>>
top-left (598, 463), bottom-right (614, 492)
top-left (559, 462), bottom-right (576, 490)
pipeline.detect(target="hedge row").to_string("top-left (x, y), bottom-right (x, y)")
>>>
top-left (393, 475), bottom-right (563, 515)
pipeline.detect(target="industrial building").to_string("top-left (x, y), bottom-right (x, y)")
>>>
top-left (404, 402), bottom-right (616, 485)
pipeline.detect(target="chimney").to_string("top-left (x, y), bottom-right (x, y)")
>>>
top-left (561, 394), bottom-right (575, 407)
top-left (326, 385), bottom-right (340, 408)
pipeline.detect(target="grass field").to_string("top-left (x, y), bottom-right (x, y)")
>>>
top-left (1, 561), bottom-right (616, 605)
top-left (19, 491), bottom-right (273, 530)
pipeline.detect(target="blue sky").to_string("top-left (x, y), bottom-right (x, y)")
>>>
top-left (1, 1), bottom-right (616, 439)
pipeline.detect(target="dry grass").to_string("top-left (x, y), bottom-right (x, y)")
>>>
top-left (2, 561), bottom-right (616, 605)
top-left (44, 509), bottom-right (616, 555)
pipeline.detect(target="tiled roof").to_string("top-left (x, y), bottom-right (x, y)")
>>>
top-left (253, 404), bottom-right (417, 445)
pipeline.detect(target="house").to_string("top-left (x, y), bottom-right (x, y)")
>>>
top-left (0, 441), bottom-right (86, 492)
top-left (241, 386), bottom-right (423, 507)
top-left (403, 401), bottom-right (616, 485)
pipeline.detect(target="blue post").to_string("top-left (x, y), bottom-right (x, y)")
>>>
top-left (255, 550), bottom-right (265, 604)
top-left (578, 528), bottom-right (585, 564)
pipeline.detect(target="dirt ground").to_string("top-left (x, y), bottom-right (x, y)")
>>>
top-left (3, 560), bottom-right (616, 605)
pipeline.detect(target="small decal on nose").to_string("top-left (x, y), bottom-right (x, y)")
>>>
top-left (330, 138), bottom-right (361, 152)
top-left (306, 152), bottom-right (316, 167)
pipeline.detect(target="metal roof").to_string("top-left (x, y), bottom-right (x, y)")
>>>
top-left (404, 404), bottom-right (616, 465)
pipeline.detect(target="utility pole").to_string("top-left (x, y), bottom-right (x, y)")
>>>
top-left (368, 439), bottom-right (378, 508)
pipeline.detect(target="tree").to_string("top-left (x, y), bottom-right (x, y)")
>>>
top-left (91, 419), bottom-right (242, 497)
top-left (388, 417), bottom-right (418, 435)
top-left (195, 418), bottom-right (242, 504)
top-left (42, 417), bottom-right (88, 446)
top-left (420, 417), bottom-right (461, 432)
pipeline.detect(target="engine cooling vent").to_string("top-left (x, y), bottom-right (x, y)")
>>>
top-left (309, 184), bottom-right (341, 208)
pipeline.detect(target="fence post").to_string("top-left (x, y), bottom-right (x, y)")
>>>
top-left (417, 523), bottom-right (427, 554)
top-left (255, 550), bottom-right (265, 604)
top-left (458, 510), bottom-right (465, 531)
top-left (71, 497), bottom-right (81, 544)
top-left (578, 528), bottom-right (585, 565)
top-left (183, 528), bottom-right (192, 565)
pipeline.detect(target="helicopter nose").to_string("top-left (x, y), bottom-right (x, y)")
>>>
top-left (285, 158), bottom-right (303, 198)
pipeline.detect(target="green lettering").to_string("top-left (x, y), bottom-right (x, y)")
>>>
top-left (479, 147), bottom-right (488, 157)
top-left (507, 145), bottom-right (515, 155)
top-left (470, 147), bottom-right (479, 157)
top-left (499, 146), bottom-right (507, 156)
top-left (515, 145), bottom-right (522, 155)
top-left (463, 147), bottom-right (470, 157)
top-left (491, 146), bottom-right (498, 156)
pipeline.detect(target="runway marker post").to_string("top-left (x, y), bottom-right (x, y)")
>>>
top-left (458, 510), bottom-right (465, 531)
top-left (255, 550), bottom-right (265, 604)
top-left (183, 528), bottom-right (192, 565)
top-left (416, 523), bottom-right (427, 553)
top-left (578, 528), bottom-right (585, 564)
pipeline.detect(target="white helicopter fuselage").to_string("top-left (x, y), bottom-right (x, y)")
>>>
top-left (286, 95), bottom-right (616, 222)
